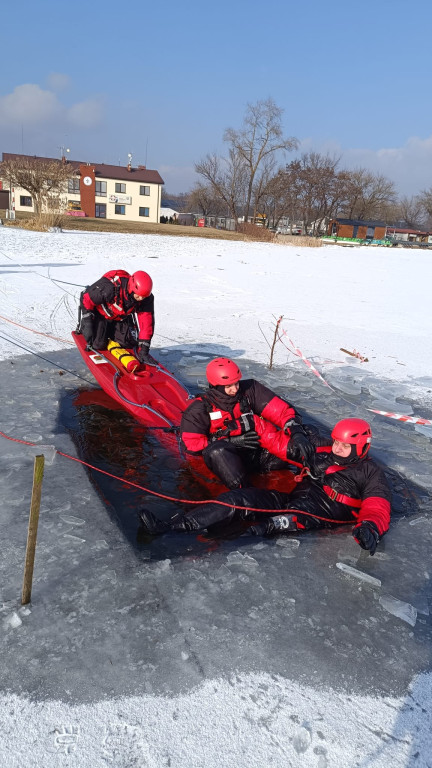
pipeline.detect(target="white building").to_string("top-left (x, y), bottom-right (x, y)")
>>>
top-left (0, 153), bottom-right (164, 224)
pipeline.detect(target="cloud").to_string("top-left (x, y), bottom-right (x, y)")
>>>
top-left (68, 98), bottom-right (104, 129)
top-left (46, 72), bottom-right (71, 92)
top-left (0, 84), bottom-right (61, 125)
top-left (0, 83), bottom-right (103, 132)
top-left (298, 135), bottom-right (432, 196)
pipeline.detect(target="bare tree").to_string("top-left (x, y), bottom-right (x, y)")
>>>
top-left (195, 150), bottom-right (249, 225)
top-left (390, 195), bottom-right (426, 229)
top-left (274, 152), bottom-right (343, 234)
top-left (195, 99), bottom-right (297, 228)
top-left (224, 99), bottom-right (298, 224)
top-left (186, 183), bottom-right (227, 217)
top-left (0, 155), bottom-right (77, 216)
top-left (251, 155), bottom-right (278, 222)
top-left (417, 188), bottom-right (432, 228)
top-left (342, 169), bottom-right (396, 221)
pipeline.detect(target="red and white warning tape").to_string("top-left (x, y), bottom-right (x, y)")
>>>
top-left (283, 333), bottom-right (432, 428)
top-left (288, 339), bottom-right (332, 388)
top-left (367, 409), bottom-right (432, 426)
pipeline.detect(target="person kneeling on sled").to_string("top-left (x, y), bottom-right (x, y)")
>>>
top-left (77, 269), bottom-right (154, 363)
top-left (180, 356), bottom-right (315, 490)
top-left (141, 418), bottom-right (390, 556)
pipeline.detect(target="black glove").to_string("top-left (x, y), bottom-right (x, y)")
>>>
top-left (287, 424), bottom-right (314, 467)
top-left (137, 340), bottom-right (151, 363)
top-left (284, 417), bottom-right (302, 433)
top-left (352, 521), bottom-right (380, 555)
top-left (80, 310), bottom-right (94, 345)
top-left (229, 430), bottom-right (260, 450)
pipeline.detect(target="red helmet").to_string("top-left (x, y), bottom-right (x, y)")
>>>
top-left (331, 418), bottom-right (372, 459)
top-left (206, 357), bottom-right (242, 386)
top-left (127, 271), bottom-right (153, 297)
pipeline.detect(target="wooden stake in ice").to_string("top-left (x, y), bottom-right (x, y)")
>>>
top-left (21, 455), bottom-right (45, 605)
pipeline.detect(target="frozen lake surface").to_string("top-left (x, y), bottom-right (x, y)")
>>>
top-left (1, 228), bottom-right (432, 766)
top-left (1, 345), bottom-right (431, 711)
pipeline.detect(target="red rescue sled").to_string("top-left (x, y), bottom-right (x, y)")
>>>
top-left (72, 331), bottom-right (191, 429)
top-left (72, 332), bottom-right (297, 494)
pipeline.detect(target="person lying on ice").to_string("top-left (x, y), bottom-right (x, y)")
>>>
top-left (180, 356), bottom-right (315, 490)
top-left (77, 270), bottom-right (154, 363)
top-left (140, 418), bottom-right (391, 555)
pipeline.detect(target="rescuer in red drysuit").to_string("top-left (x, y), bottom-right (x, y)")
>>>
top-left (140, 418), bottom-right (391, 555)
top-left (78, 269), bottom-right (154, 362)
top-left (179, 356), bottom-right (315, 489)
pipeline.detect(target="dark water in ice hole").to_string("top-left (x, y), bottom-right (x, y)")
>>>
top-left (59, 370), bottom-right (431, 564)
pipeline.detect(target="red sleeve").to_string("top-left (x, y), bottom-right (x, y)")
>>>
top-left (260, 396), bottom-right (296, 428)
top-left (181, 431), bottom-right (209, 454)
top-left (82, 291), bottom-right (96, 311)
top-left (136, 294), bottom-right (154, 341)
top-left (358, 496), bottom-right (391, 536)
top-left (180, 399), bottom-right (210, 455)
top-left (252, 418), bottom-right (290, 461)
top-left (137, 311), bottom-right (154, 340)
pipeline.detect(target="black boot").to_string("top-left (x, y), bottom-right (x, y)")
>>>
top-left (250, 514), bottom-right (299, 536)
top-left (139, 508), bottom-right (198, 535)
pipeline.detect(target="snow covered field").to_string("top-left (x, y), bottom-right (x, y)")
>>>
top-left (0, 226), bottom-right (431, 767)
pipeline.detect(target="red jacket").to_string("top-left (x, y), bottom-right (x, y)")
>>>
top-left (180, 379), bottom-right (300, 461)
top-left (81, 269), bottom-right (154, 341)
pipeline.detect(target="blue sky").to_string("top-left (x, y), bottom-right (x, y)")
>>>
top-left (1, 0), bottom-right (432, 194)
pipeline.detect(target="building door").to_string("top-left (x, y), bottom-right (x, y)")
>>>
top-left (95, 203), bottom-right (106, 218)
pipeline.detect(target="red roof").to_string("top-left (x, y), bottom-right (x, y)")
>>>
top-left (387, 227), bottom-right (429, 235)
top-left (2, 153), bottom-right (164, 185)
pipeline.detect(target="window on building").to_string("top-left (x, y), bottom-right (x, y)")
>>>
top-left (95, 203), bottom-right (107, 218)
top-left (68, 178), bottom-right (80, 194)
top-left (20, 196), bottom-right (32, 206)
top-left (95, 180), bottom-right (107, 197)
top-left (140, 185), bottom-right (150, 196)
top-left (115, 183), bottom-right (126, 193)
top-left (115, 204), bottom-right (126, 215)
top-left (139, 207), bottom-right (150, 217)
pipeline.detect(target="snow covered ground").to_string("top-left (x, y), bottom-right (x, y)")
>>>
top-left (0, 226), bottom-right (431, 767)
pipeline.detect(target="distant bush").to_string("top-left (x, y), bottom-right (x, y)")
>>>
top-left (19, 211), bottom-right (66, 232)
top-left (277, 234), bottom-right (323, 247)
top-left (237, 222), bottom-right (276, 242)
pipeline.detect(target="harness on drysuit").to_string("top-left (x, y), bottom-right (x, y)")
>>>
top-left (199, 390), bottom-right (256, 442)
top-left (96, 272), bottom-right (134, 321)
top-left (294, 454), bottom-right (362, 512)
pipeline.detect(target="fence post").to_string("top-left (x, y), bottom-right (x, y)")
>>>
top-left (21, 454), bottom-right (45, 605)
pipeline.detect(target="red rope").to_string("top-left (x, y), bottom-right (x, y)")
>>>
top-left (0, 313), bottom-right (73, 345)
top-left (0, 429), bottom-right (352, 524)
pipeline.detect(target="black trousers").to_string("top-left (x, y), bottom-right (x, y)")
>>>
top-left (187, 484), bottom-right (345, 532)
top-left (202, 440), bottom-right (288, 490)
top-left (91, 315), bottom-right (137, 351)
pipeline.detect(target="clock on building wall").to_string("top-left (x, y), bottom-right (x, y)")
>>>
top-left (83, 176), bottom-right (92, 186)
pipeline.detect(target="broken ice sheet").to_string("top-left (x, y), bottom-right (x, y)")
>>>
top-left (27, 444), bottom-right (57, 465)
top-left (226, 551), bottom-right (258, 567)
top-left (3, 612), bottom-right (22, 629)
top-left (60, 515), bottom-right (85, 526)
top-left (336, 562), bottom-right (381, 587)
top-left (379, 594), bottom-right (417, 627)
